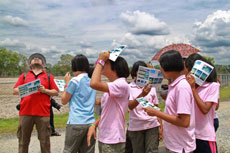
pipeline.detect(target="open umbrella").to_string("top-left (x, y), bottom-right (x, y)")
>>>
top-left (152, 43), bottom-right (200, 61)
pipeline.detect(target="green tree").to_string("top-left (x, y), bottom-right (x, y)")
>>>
top-left (203, 56), bottom-right (215, 65)
top-left (0, 47), bottom-right (28, 76)
top-left (50, 54), bottom-right (73, 76)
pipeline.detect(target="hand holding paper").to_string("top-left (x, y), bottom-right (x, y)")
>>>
top-left (144, 107), bottom-right (159, 116)
top-left (136, 97), bottom-right (160, 110)
top-left (99, 51), bottom-right (110, 62)
top-left (141, 83), bottom-right (151, 97)
top-left (186, 73), bottom-right (196, 89)
top-left (18, 79), bottom-right (41, 98)
top-left (54, 79), bottom-right (66, 92)
top-left (109, 45), bottom-right (126, 61)
top-left (190, 60), bottom-right (214, 86)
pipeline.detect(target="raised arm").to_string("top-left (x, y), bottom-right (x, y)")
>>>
top-left (186, 74), bottom-right (214, 114)
top-left (90, 52), bottom-right (110, 92)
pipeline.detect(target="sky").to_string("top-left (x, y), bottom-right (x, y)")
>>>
top-left (0, 0), bottom-right (230, 66)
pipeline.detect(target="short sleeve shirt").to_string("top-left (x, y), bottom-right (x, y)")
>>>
top-left (195, 82), bottom-right (220, 141)
top-left (98, 78), bottom-right (130, 144)
top-left (66, 73), bottom-right (96, 124)
top-left (14, 70), bottom-right (59, 116)
top-left (163, 75), bottom-right (196, 153)
top-left (128, 81), bottom-right (160, 131)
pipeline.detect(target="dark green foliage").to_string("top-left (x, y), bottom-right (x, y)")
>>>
top-left (0, 47), bottom-right (28, 76)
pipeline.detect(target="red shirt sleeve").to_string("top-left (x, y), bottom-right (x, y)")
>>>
top-left (14, 73), bottom-right (26, 88)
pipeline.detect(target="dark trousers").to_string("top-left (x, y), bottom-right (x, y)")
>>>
top-left (125, 130), bottom-right (133, 153)
top-left (50, 106), bottom-right (55, 133)
top-left (194, 139), bottom-right (217, 153)
top-left (214, 118), bottom-right (219, 132)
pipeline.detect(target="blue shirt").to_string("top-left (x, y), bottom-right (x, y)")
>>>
top-left (66, 73), bottom-right (96, 124)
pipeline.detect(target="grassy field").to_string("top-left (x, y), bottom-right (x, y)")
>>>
top-left (220, 86), bottom-right (230, 102)
top-left (0, 86), bottom-right (229, 134)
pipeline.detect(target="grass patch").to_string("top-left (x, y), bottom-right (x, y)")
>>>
top-left (53, 113), bottom-right (69, 128)
top-left (0, 114), bottom-right (69, 134)
top-left (220, 86), bottom-right (230, 102)
top-left (0, 117), bottom-right (18, 134)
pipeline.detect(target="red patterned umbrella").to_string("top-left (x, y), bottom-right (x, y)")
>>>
top-left (152, 43), bottom-right (200, 61)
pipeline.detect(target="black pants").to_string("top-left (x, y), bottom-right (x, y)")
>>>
top-left (50, 106), bottom-right (55, 133)
top-left (214, 118), bottom-right (219, 132)
top-left (194, 139), bottom-right (218, 153)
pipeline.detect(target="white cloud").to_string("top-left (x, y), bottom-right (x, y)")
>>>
top-left (191, 10), bottom-right (230, 64)
top-left (120, 10), bottom-right (169, 36)
top-left (0, 38), bottom-right (26, 48)
top-left (90, 0), bottom-right (115, 6)
top-left (2, 15), bottom-right (28, 27)
top-left (192, 10), bottom-right (230, 48)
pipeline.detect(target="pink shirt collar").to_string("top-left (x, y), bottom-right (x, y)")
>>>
top-left (169, 75), bottom-right (186, 87)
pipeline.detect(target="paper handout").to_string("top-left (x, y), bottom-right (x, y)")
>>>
top-left (191, 60), bottom-right (214, 86)
top-left (18, 79), bottom-right (41, 98)
top-left (136, 66), bottom-right (163, 88)
top-left (136, 97), bottom-right (160, 110)
top-left (54, 79), bottom-right (66, 92)
top-left (109, 45), bottom-right (126, 62)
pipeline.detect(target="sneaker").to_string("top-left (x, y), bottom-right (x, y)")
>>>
top-left (51, 131), bottom-right (61, 136)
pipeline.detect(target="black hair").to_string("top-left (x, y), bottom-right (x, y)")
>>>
top-left (71, 54), bottom-right (89, 73)
top-left (110, 56), bottom-right (130, 78)
top-left (131, 61), bottom-right (147, 79)
top-left (88, 64), bottom-right (95, 78)
top-left (159, 50), bottom-right (184, 72)
top-left (185, 53), bottom-right (204, 72)
top-left (185, 53), bottom-right (217, 83)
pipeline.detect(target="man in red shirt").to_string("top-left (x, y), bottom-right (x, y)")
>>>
top-left (13, 53), bottom-right (59, 153)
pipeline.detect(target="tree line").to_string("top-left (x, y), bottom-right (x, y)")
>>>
top-left (0, 47), bottom-right (229, 77)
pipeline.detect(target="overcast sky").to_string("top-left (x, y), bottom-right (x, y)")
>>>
top-left (0, 0), bottom-right (230, 66)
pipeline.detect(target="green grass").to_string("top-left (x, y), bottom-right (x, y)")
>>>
top-left (53, 113), bottom-right (68, 128)
top-left (0, 114), bottom-right (69, 134)
top-left (220, 86), bottom-right (230, 102)
top-left (0, 118), bottom-right (18, 134)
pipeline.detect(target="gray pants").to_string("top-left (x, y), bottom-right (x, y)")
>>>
top-left (128, 126), bottom-right (159, 153)
top-left (98, 141), bottom-right (125, 153)
top-left (17, 115), bottom-right (51, 153)
top-left (63, 124), bottom-right (95, 153)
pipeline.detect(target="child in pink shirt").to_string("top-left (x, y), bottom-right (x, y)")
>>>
top-left (87, 51), bottom-right (130, 153)
top-left (185, 53), bottom-right (219, 153)
top-left (144, 50), bottom-right (196, 153)
top-left (127, 61), bottom-right (162, 153)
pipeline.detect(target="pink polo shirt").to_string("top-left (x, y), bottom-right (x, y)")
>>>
top-left (98, 78), bottom-right (130, 144)
top-left (128, 81), bottom-right (160, 131)
top-left (164, 75), bottom-right (196, 153)
top-left (195, 82), bottom-right (220, 141)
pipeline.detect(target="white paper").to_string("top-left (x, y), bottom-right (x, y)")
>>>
top-left (136, 66), bottom-right (163, 88)
top-left (136, 97), bottom-right (160, 110)
top-left (54, 79), bottom-right (66, 92)
top-left (109, 45), bottom-right (126, 62)
top-left (191, 60), bottom-right (214, 86)
top-left (18, 79), bottom-right (41, 98)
